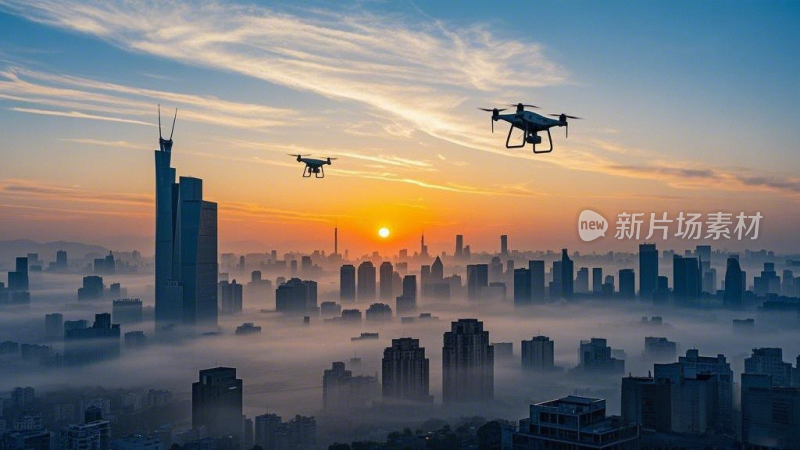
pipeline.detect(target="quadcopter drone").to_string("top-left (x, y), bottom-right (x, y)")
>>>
top-left (479, 103), bottom-right (582, 153)
top-left (289, 154), bottom-right (337, 178)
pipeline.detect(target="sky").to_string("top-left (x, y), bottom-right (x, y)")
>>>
top-left (0, 0), bottom-right (798, 256)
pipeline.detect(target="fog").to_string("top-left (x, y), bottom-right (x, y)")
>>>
top-left (2, 268), bottom-right (799, 444)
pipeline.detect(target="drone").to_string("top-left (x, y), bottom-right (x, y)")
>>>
top-left (289, 154), bottom-right (337, 178)
top-left (479, 103), bottom-right (582, 153)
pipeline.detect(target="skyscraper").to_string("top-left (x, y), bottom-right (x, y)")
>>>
top-left (466, 264), bottom-right (488, 300)
top-left (639, 243), bottom-right (658, 300)
top-left (442, 319), bottom-right (494, 403)
top-left (154, 113), bottom-right (218, 329)
top-left (723, 256), bottom-right (743, 308)
top-left (513, 268), bottom-right (531, 307)
top-left (592, 267), bottom-right (603, 295)
top-left (276, 278), bottom-right (317, 314)
top-left (529, 260), bottom-right (545, 302)
top-left (521, 336), bottom-right (554, 371)
top-left (381, 338), bottom-right (432, 403)
top-left (618, 269), bottom-right (635, 299)
top-left (192, 367), bottom-right (243, 442)
top-left (396, 275), bottom-right (417, 315)
top-left (357, 261), bottom-right (376, 301)
top-left (339, 264), bottom-right (356, 302)
top-left (500, 235), bottom-right (508, 256)
top-left (431, 256), bottom-right (444, 281)
top-left (379, 261), bottom-right (393, 300)
top-left (672, 255), bottom-right (700, 305)
top-left (455, 235), bottom-right (464, 259)
top-left (560, 249), bottom-right (573, 299)
top-left (219, 279), bottom-right (243, 315)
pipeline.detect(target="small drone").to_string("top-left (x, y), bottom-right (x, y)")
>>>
top-left (479, 103), bottom-right (582, 153)
top-left (289, 154), bottom-right (337, 178)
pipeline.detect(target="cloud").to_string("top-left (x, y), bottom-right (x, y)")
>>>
top-left (9, 107), bottom-right (153, 126)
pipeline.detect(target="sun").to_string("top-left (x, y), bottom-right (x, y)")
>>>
top-left (378, 227), bottom-right (390, 238)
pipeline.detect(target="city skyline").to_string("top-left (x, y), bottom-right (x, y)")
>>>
top-left (0, 1), bottom-right (798, 255)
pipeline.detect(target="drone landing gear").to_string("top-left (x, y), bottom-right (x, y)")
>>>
top-left (505, 124), bottom-right (553, 153)
top-left (303, 166), bottom-right (325, 178)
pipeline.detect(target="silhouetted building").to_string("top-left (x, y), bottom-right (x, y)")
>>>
top-left (741, 373), bottom-right (800, 448)
top-left (578, 338), bottom-right (624, 374)
top-left (619, 269), bottom-right (635, 299)
top-left (723, 256), bottom-right (743, 308)
top-left (672, 255), bottom-right (700, 305)
top-left (78, 276), bottom-right (104, 301)
top-left (64, 313), bottom-right (120, 365)
top-left (154, 128), bottom-right (219, 329)
top-left (442, 319), bottom-right (494, 403)
top-left (745, 348), bottom-right (794, 387)
top-left (379, 262), bottom-right (393, 300)
top-left (365, 303), bottom-right (392, 321)
top-left (339, 264), bottom-right (356, 302)
top-left (62, 419), bottom-right (110, 450)
top-left (654, 349), bottom-right (733, 433)
top-left (431, 256), bottom-right (444, 281)
top-left (575, 267), bottom-right (589, 294)
top-left (592, 267), bottom-right (603, 294)
top-left (124, 331), bottom-right (147, 348)
top-left (5, 429), bottom-right (52, 450)
top-left (382, 338), bottom-right (432, 403)
top-left (521, 336), bottom-right (554, 371)
top-left (396, 275), bottom-right (417, 315)
top-left (455, 235), bottom-right (464, 259)
top-left (192, 367), bottom-right (243, 442)
top-left (255, 413), bottom-right (316, 450)
top-left (357, 261), bottom-right (376, 301)
top-left (219, 280), bottom-right (243, 315)
top-left (560, 249), bottom-right (573, 299)
top-left (513, 396), bottom-right (639, 450)
top-left (639, 243), bottom-right (658, 300)
top-left (112, 299), bottom-right (143, 324)
top-left (513, 268), bottom-right (531, 307)
top-left (45, 313), bottom-right (63, 339)
top-left (643, 337), bottom-right (676, 361)
top-left (529, 261), bottom-right (545, 302)
top-left (322, 362), bottom-right (379, 410)
top-left (276, 278), bottom-right (317, 315)
top-left (466, 264), bottom-right (488, 300)
top-left (500, 235), bottom-right (508, 255)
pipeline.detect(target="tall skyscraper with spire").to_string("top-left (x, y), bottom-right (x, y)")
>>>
top-left (154, 107), bottom-right (218, 329)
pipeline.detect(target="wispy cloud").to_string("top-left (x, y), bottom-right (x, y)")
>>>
top-left (10, 107), bottom-right (153, 126)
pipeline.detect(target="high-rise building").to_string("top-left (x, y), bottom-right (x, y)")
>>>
top-left (62, 419), bottom-right (110, 450)
top-left (512, 396), bottom-right (639, 450)
top-left (655, 349), bottom-right (733, 433)
top-left (192, 367), bottom-right (243, 442)
top-left (500, 235), bottom-right (508, 256)
top-left (592, 267), bottom-right (603, 294)
top-left (78, 276), bottom-right (104, 301)
top-left (741, 374), bottom-right (800, 449)
top-left (357, 261), bottom-right (376, 301)
top-left (619, 269), bottom-right (635, 299)
top-left (560, 249), bottom-right (573, 299)
top-left (575, 267), bottom-right (589, 294)
top-left (442, 319), bottom-right (494, 403)
top-left (219, 279), bottom-right (243, 315)
top-left (64, 313), bottom-right (120, 366)
top-left (513, 268), bottom-right (531, 307)
top-left (723, 256), bottom-right (743, 308)
top-left (154, 116), bottom-right (218, 329)
top-left (381, 338), bottom-right (432, 403)
top-left (744, 348), bottom-right (794, 387)
top-left (466, 264), bottom-right (488, 300)
top-left (672, 255), bottom-right (700, 305)
top-left (45, 313), bottom-right (63, 339)
top-left (431, 256), bottom-right (444, 281)
top-left (339, 264), bottom-right (356, 302)
top-left (455, 235), bottom-right (464, 259)
top-left (529, 261), bottom-right (545, 302)
top-left (643, 337), bottom-right (677, 361)
top-left (322, 362), bottom-right (379, 410)
top-left (396, 275), bottom-right (417, 315)
top-left (112, 299), bottom-right (143, 324)
top-left (379, 262), bottom-right (393, 300)
top-left (521, 336), bottom-right (554, 371)
top-left (639, 243), bottom-right (658, 299)
top-left (276, 279), bottom-right (317, 315)
top-left (578, 338), bottom-right (624, 373)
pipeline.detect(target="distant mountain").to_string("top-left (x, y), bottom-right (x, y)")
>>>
top-left (0, 239), bottom-right (109, 270)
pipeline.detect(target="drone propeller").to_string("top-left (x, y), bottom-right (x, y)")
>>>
top-left (548, 113), bottom-right (583, 138)
top-left (478, 107), bottom-right (507, 132)
top-left (287, 153), bottom-right (311, 157)
top-left (510, 103), bottom-right (539, 112)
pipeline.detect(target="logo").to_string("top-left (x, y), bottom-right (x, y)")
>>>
top-left (578, 210), bottom-right (608, 242)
